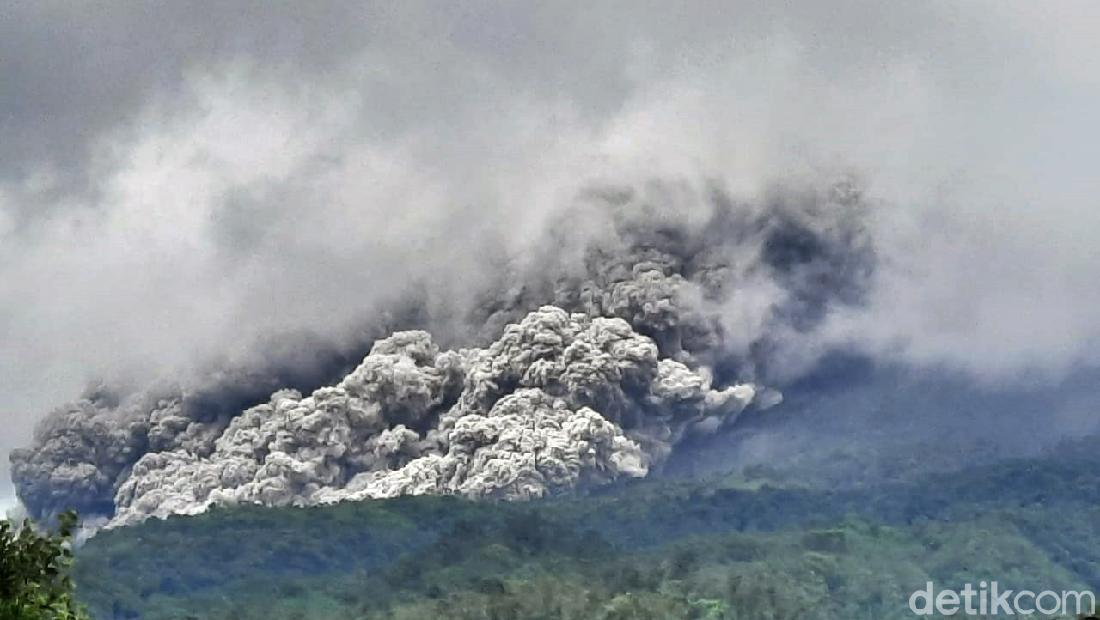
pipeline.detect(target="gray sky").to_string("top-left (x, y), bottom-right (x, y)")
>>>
top-left (2, 1), bottom-right (1099, 504)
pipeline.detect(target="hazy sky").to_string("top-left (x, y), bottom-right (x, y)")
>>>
top-left (2, 1), bottom-right (1099, 504)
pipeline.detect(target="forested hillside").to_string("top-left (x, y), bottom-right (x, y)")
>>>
top-left (72, 438), bottom-right (1100, 619)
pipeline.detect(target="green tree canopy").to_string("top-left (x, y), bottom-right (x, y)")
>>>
top-left (1, 510), bottom-right (89, 620)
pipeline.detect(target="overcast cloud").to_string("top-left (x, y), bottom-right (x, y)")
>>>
top-left (2, 1), bottom-right (1099, 503)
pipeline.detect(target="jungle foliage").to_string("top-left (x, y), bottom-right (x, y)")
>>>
top-left (70, 439), bottom-right (1100, 619)
top-left (1, 510), bottom-right (89, 620)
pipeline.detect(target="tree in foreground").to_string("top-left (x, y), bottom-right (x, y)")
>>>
top-left (0, 510), bottom-right (89, 620)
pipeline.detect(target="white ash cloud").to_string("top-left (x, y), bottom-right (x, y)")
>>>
top-left (109, 307), bottom-right (762, 526)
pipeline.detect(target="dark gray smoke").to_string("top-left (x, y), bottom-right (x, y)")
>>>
top-left (11, 178), bottom-right (872, 523)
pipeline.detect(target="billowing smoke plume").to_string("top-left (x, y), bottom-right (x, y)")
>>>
top-left (10, 178), bottom-right (871, 524)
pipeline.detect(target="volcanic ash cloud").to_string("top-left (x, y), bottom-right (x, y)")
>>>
top-left (11, 179), bottom-right (873, 525)
top-left (109, 307), bottom-right (765, 526)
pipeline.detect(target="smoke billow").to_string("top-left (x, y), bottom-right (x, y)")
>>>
top-left (11, 181), bottom-right (870, 524)
top-left (4, 2), bottom-right (1100, 523)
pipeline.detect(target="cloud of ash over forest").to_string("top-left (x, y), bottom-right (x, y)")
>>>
top-left (2, 1), bottom-right (1099, 524)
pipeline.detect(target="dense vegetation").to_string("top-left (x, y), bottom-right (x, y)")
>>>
top-left (1, 511), bottom-right (89, 620)
top-left (70, 439), bottom-right (1100, 619)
